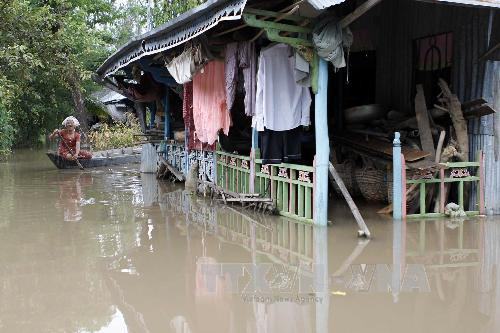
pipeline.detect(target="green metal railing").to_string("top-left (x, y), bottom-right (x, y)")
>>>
top-left (254, 160), bottom-right (314, 223)
top-left (405, 152), bottom-right (485, 218)
top-left (216, 151), bottom-right (252, 194)
top-left (216, 151), bottom-right (315, 224)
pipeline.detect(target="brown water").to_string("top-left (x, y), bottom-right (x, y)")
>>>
top-left (1, 150), bottom-right (499, 333)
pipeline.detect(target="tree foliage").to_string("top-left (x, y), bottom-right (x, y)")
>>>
top-left (153, 0), bottom-right (205, 26)
top-left (0, 0), bottom-right (205, 159)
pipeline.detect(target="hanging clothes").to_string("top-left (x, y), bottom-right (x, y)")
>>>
top-left (192, 61), bottom-right (231, 145)
top-left (167, 48), bottom-right (194, 84)
top-left (312, 17), bottom-right (353, 69)
top-left (183, 82), bottom-right (215, 151)
top-left (253, 43), bottom-right (312, 132)
top-left (225, 43), bottom-right (239, 112)
top-left (294, 51), bottom-right (311, 87)
top-left (166, 44), bottom-right (208, 84)
top-left (224, 41), bottom-right (257, 116)
top-left (259, 127), bottom-right (302, 165)
top-left (240, 42), bottom-right (257, 117)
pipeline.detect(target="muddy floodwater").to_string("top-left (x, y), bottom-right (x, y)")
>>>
top-left (1, 150), bottom-right (500, 333)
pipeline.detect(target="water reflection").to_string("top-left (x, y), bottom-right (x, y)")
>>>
top-left (3, 151), bottom-right (500, 332)
top-left (54, 173), bottom-right (90, 222)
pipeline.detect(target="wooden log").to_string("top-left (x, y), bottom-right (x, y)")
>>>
top-left (438, 79), bottom-right (468, 162)
top-left (225, 198), bottom-right (274, 203)
top-left (329, 162), bottom-right (371, 238)
top-left (415, 85), bottom-right (436, 160)
top-left (159, 156), bottom-right (184, 181)
top-left (377, 183), bottom-right (418, 215)
top-left (339, 0), bottom-right (385, 28)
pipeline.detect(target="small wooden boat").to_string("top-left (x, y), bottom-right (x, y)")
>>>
top-left (47, 148), bottom-right (141, 169)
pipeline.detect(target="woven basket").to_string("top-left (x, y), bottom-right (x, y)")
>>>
top-left (387, 169), bottom-right (419, 204)
top-left (355, 167), bottom-right (388, 202)
top-left (332, 161), bottom-right (360, 197)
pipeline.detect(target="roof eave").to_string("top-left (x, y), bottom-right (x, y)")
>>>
top-left (96, 0), bottom-right (236, 77)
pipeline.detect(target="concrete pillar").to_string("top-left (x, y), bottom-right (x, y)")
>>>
top-left (314, 58), bottom-right (330, 226)
top-left (393, 132), bottom-right (402, 220)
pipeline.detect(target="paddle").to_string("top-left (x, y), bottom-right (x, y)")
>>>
top-left (57, 130), bottom-right (84, 170)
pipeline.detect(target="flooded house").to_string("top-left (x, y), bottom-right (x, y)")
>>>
top-left (95, 0), bottom-right (500, 226)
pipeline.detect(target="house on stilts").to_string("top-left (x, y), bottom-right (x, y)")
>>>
top-left (95, 0), bottom-right (500, 226)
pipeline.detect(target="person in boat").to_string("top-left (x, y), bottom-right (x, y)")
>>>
top-left (49, 116), bottom-right (92, 160)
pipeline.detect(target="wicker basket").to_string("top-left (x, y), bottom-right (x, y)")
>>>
top-left (387, 169), bottom-right (419, 204)
top-left (332, 161), bottom-right (360, 197)
top-left (355, 167), bottom-right (389, 202)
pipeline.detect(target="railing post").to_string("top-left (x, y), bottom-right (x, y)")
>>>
top-left (250, 128), bottom-right (258, 193)
top-left (313, 57), bottom-right (330, 226)
top-left (184, 125), bottom-right (189, 176)
top-left (393, 132), bottom-right (402, 220)
top-left (479, 150), bottom-right (485, 215)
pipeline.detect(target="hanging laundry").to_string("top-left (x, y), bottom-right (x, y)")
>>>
top-left (183, 82), bottom-right (215, 151)
top-left (224, 41), bottom-right (257, 116)
top-left (259, 127), bottom-right (303, 165)
top-left (253, 43), bottom-right (311, 132)
top-left (225, 43), bottom-right (239, 111)
top-left (166, 44), bottom-right (208, 84)
top-left (240, 42), bottom-right (257, 117)
top-left (193, 61), bottom-right (231, 145)
top-left (294, 51), bottom-right (311, 87)
top-left (313, 17), bottom-right (353, 69)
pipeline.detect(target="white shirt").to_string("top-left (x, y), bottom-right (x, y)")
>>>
top-left (253, 43), bottom-right (312, 132)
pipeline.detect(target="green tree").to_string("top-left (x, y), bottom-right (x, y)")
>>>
top-left (0, 0), bottom-right (206, 158)
top-left (0, 0), bottom-right (119, 157)
top-left (153, 0), bottom-right (205, 26)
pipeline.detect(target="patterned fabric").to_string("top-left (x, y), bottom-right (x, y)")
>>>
top-left (58, 131), bottom-right (92, 160)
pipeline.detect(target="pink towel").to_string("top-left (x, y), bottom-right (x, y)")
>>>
top-left (193, 61), bottom-right (231, 145)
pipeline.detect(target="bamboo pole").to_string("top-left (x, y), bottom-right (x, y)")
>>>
top-left (329, 162), bottom-right (371, 238)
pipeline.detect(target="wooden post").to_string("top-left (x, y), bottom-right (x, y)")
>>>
top-left (480, 151), bottom-right (485, 215)
top-left (313, 58), bottom-right (330, 226)
top-left (393, 132), bottom-right (403, 220)
top-left (420, 183), bottom-right (426, 215)
top-left (415, 85), bottom-right (435, 160)
top-left (440, 168), bottom-right (445, 214)
top-left (329, 162), bottom-right (370, 237)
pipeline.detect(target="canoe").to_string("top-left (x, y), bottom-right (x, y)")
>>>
top-left (47, 149), bottom-right (141, 169)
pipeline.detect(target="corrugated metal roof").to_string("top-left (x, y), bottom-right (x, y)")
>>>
top-left (306, 0), bottom-right (347, 10)
top-left (96, 0), bottom-right (247, 78)
top-left (91, 88), bottom-right (126, 104)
